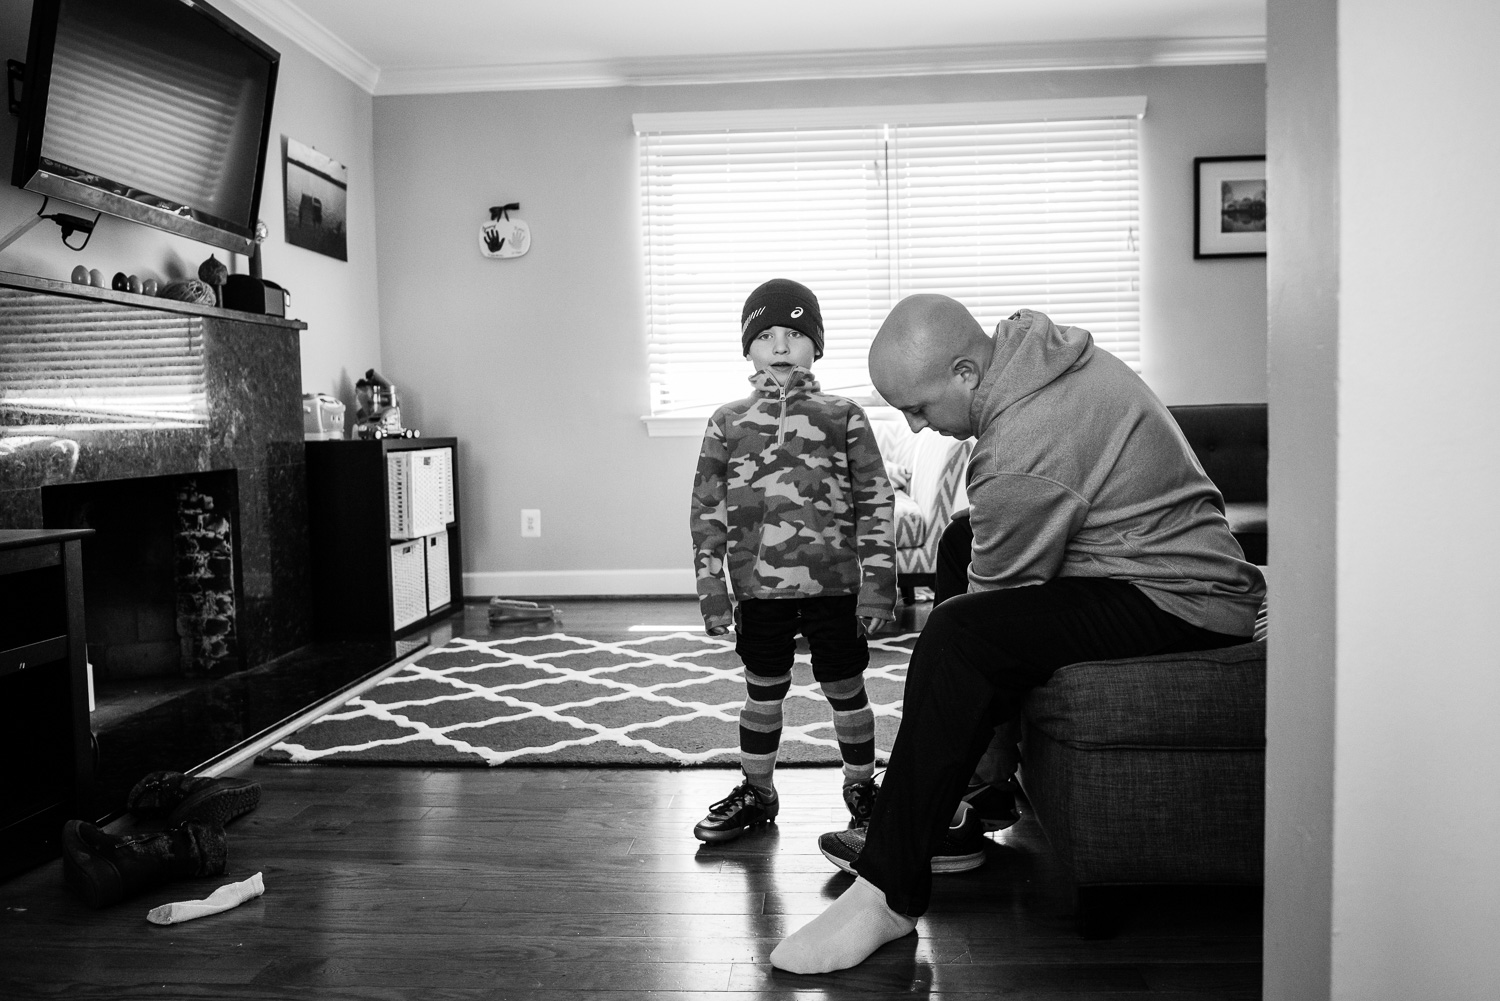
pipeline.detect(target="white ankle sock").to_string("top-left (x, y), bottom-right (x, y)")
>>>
top-left (769, 876), bottom-right (916, 974)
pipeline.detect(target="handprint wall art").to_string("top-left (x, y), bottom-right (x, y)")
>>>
top-left (480, 203), bottom-right (531, 259)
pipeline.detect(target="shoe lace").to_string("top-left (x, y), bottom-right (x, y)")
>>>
top-left (845, 779), bottom-right (877, 820)
top-left (709, 779), bottom-right (761, 816)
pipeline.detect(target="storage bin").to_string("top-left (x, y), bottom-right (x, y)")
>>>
top-left (424, 531), bottom-right (451, 612)
top-left (390, 539), bottom-right (426, 630)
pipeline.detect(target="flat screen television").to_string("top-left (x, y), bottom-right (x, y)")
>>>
top-left (12, 0), bottom-right (279, 255)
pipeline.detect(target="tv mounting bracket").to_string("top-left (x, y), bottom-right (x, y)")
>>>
top-left (7, 60), bottom-right (22, 116)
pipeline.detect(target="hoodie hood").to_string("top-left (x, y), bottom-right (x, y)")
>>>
top-left (970, 309), bottom-right (1093, 433)
top-left (749, 366), bottom-right (820, 397)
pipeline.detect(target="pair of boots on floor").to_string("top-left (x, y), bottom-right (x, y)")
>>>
top-left (63, 771), bottom-right (261, 908)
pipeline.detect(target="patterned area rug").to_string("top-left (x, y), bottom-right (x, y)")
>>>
top-left (258, 631), bottom-right (915, 767)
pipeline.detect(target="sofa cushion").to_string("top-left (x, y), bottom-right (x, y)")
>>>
top-left (1167, 404), bottom-right (1268, 504)
top-left (1024, 641), bottom-right (1266, 750)
top-left (893, 490), bottom-right (925, 549)
top-left (1224, 501), bottom-right (1267, 535)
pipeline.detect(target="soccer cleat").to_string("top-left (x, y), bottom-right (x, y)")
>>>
top-left (693, 777), bottom-right (779, 843)
top-left (818, 801), bottom-right (989, 875)
top-left (843, 777), bottom-right (878, 830)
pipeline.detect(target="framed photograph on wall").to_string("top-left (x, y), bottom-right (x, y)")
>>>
top-left (1194, 155), bottom-right (1266, 258)
top-left (282, 136), bottom-right (348, 261)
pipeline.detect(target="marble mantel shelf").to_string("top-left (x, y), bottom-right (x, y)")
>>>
top-left (0, 270), bottom-right (308, 331)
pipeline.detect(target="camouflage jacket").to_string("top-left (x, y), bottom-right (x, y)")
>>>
top-left (690, 368), bottom-right (897, 631)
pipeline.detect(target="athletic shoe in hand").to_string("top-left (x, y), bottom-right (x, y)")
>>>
top-left (962, 779), bottom-right (1021, 832)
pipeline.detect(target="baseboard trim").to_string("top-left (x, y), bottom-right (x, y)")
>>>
top-left (465, 569), bottom-right (695, 596)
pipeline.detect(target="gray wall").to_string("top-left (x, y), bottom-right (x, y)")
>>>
top-left (0, 0), bottom-right (383, 410)
top-left (371, 64), bottom-right (1268, 592)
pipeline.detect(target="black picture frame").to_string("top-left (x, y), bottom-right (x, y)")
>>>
top-left (1194, 155), bottom-right (1266, 259)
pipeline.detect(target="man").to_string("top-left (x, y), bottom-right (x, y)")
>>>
top-left (769, 295), bottom-right (1265, 974)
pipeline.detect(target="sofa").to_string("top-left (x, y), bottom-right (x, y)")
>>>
top-left (868, 415), bottom-right (971, 602)
top-left (1168, 404), bottom-right (1267, 565)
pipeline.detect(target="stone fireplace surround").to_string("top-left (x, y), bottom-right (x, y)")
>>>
top-left (0, 270), bottom-right (312, 672)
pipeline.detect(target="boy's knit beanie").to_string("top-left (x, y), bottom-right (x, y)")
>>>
top-left (740, 279), bottom-right (824, 359)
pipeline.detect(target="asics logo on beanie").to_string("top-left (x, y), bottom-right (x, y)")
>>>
top-left (790, 307), bottom-right (804, 318)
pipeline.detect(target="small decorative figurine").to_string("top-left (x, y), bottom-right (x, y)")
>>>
top-left (142, 277), bottom-right (159, 296)
top-left (70, 265), bottom-right (88, 284)
top-left (88, 268), bottom-right (104, 288)
top-left (111, 272), bottom-right (128, 291)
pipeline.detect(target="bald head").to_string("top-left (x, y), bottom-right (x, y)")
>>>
top-left (868, 295), bottom-right (992, 437)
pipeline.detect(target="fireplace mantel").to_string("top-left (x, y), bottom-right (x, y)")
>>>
top-left (0, 269), bottom-right (307, 330)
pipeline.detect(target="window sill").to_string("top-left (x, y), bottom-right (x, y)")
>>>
top-left (641, 414), bottom-right (709, 437)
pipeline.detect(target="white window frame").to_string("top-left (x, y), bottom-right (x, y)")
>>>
top-left (636, 96), bottom-right (1147, 436)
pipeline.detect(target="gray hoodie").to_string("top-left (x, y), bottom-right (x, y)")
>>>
top-left (966, 309), bottom-right (1264, 637)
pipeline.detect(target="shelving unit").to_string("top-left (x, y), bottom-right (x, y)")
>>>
top-left (0, 529), bottom-right (95, 882)
top-left (305, 437), bottom-right (462, 656)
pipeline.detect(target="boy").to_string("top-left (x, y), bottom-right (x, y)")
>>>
top-left (689, 278), bottom-right (897, 843)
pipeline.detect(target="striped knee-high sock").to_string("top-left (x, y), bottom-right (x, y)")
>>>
top-left (739, 670), bottom-right (791, 797)
top-left (820, 675), bottom-right (875, 787)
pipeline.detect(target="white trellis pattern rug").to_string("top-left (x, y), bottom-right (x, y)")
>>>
top-left (258, 631), bottom-right (915, 767)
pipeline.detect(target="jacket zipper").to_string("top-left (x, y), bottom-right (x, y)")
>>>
top-left (777, 382), bottom-right (788, 448)
top-left (755, 381), bottom-right (791, 582)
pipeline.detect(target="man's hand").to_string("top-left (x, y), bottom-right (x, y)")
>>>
top-left (857, 616), bottom-right (884, 639)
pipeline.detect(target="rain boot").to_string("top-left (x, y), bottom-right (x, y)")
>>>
top-left (127, 770), bottom-right (261, 827)
top-left (62, 820), bottom-right (227, 908)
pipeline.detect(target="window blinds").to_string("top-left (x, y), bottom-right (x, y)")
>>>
top-left (637, 99), bottom-right (1143, 414)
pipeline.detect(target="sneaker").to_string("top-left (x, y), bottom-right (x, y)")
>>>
top-left (693, 778), bottom-right (778, 844)
top-left (962, 780), bottom-right (1021, 833)
top-left (817, 801), bottom-right (989, 874)
top-left (843, 777), bottom-right (878, 830)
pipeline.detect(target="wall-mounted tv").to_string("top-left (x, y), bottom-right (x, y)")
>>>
top-left (12, 0), bottom-right (279, 255)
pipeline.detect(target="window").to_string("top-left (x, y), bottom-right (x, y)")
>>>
top-left (636, 97), bottom-right (1145, 417)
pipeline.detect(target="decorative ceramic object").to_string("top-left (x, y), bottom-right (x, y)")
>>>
top-left (70, 265), bottom-right (88, 284)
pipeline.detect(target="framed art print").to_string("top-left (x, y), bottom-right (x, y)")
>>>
top-left (1194, 155), bottom-right (1266, 258)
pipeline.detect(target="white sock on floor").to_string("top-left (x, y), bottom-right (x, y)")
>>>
top-left (769, 876), bottom-right (917, 974)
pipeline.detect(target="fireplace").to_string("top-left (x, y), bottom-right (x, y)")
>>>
top-left (43, 470), bottom-right (243, 681)
top-left (0, 272), bottom-right (358, 818)
top-left (0, 275), bottom-right (313, 669)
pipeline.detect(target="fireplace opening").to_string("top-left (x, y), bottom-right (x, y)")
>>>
top-left (42, 471), bottom-right (243, 719)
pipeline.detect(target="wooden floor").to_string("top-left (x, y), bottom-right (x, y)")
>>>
top-left (0, 599), bottom-right (1262, 999)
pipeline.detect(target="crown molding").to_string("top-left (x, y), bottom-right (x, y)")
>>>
top-left (375, 35), bottom-right (1265, 96)
top-left (214, 0), bottom-right (381, 93)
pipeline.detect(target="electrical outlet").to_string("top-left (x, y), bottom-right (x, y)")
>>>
top-left (521, 509), bottom-right (541, 537)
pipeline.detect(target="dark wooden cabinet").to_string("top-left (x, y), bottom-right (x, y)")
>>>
top-left (0, 529), bottom-right (95, 882)
top-left (305, 438), bottom-right (463, 656)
